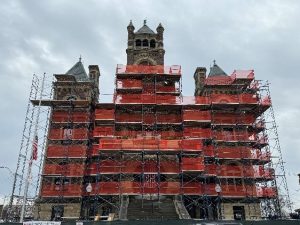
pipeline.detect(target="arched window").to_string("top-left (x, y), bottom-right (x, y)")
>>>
top-left (135, 39), bottom-right (141, 47)
top-left (150, 39), bottom-right (156, 48)
top-left (142, 39), bottom-right (148, 47)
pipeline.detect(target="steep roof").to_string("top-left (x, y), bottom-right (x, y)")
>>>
top-left (135, 20), bottom-right (155, 34)
top-left (208, 61), bottom-right (228, 77)
top-left (65, 59), bottom-right (88, 81)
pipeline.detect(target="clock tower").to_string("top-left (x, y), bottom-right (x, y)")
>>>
top-left (126, 20), bottom-right (165, 65)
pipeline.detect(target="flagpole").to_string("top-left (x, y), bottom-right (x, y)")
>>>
top-left (20, 73), bottom-right (46, 223)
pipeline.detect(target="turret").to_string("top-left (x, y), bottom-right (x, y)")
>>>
top-left (127, 20), bottom-right (135, 48)
top-left (89, 65), bottom-right (100, 102)
top-left (194, 67), bottom-right (207, 96)
top-left (156, 23), bottom-right (164, 47)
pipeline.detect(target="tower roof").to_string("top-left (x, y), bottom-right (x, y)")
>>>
top-left (135, 20), bottom-right (155, 34)
top-left (208, 61), bottom-right (228, 77)
top-left (65, 58), bottom-right (88, 81)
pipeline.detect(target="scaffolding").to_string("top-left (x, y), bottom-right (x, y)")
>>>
top-left (7, 73), bottom-right (52, 221)
top-left (13, 64), bottom-right (291, 221)
top-left (83, 65), bottom-right (289, 220)
top-left (257, 81), bottom-right (292, 218)
top-left (36, 70), bottom-right (98, 221)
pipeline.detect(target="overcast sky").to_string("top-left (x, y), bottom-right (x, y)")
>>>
top-left (1, 0), bottom-right (300, 210)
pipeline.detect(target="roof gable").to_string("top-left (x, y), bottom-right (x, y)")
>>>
top-left (208, 61), bottom-right (228, 77)
top-left (65, 60), bottom-right (88, 81)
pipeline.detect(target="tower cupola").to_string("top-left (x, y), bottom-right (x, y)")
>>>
top-left (126, 20), bottom-right (165, 65)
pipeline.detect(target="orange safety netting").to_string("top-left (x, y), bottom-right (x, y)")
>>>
top-left (115, 113), bottom-right (141, 122)
top-left (213, 131), bottom-right (265, 143)
top-left (220, 184), bottom-right (257, 197)
top-left (89, 144), bottom-right (100, 157)
top-left (115, 113), bottom-right (181, 124)
top-left (159, 130), bottom-right (182, 138)
top-left (49, 128), bottom-right (89, 140)
top-left (183, 110), bottom-right (211, 121)
top-left (213, 113), bottom-right (256, 124)
top-left (41, 184), bottom-right (82, 197)
top-left (116, 64), bottom-right (181, 75)
top-left (253, 166), bottom-right (274, 179)
top-left (117, 79), bottom-right (143, 89)
top-left (95, 109), bottom-right (114, 120)
top-left (211, 93), bottom-right (258, 104)
top-left (40, 182), bottom-right (276, 197)
top-left (93, 126), bottom-right (114, 137)
top-left (114, 93), bottom-right (264, 105)
top-left (183, 127), bottom-right (212, 138)
top-left (181, 157), bottom-right (204, 171)
top-left (214, 131), bottom-right (253, 142)
top-left (47, 145), bottom-right (87, 158)
top-left (203, 146), bottom-right (214, 157)
top-left (115, 94), bottom-right (181, 104)
top-left (156, 85), bottom-right (178, 93)
top-left (43, 164), bottom-right (85, 176)
top-left (86, 161), bottom-right (180, 174)
top-left (206, 165), bottom-right (274, 179)
top-left (113, 130), bottom-right (182, 139)
top-left (256, 186), bottom-right (277, 198)
top-left (214, 146), bottom-right (270, 161)
top-left (78, 181), bottom-right (270, 197)
top-left (99, 138), bottom-right (202, 152)
top-left (114, 130), bottom-right (141, 138)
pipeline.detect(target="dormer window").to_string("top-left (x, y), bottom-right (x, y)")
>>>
top-left (135, 39), bottom-right (141, 47)
top-left (150, 39), bottom-right (156, 48)
top-left (142, 39), bottom-right (149, 47)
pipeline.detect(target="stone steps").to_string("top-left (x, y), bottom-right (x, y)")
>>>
top-left (127, 197), bottom-right (179, 220)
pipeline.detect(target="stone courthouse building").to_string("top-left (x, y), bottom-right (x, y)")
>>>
top-left (34, 21), bottom-right (280, 221)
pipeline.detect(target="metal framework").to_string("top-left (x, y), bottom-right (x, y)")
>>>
top-left (39, 74), bottom-right (96, 220)
top-left (11, 64), bottom-right (291, 221)
top-left (7, 73), bottom-right (52, 221)
top-left (258, 81), bottom-right (292, 218)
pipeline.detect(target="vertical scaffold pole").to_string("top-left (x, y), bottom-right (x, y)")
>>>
top-left (20, 73), bottom-right (46, 223)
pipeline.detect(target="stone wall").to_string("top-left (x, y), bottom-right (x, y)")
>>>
top-left (221, 202), bottom-right (261, 220)
top-left (34, 203), bottom-right (81, 220)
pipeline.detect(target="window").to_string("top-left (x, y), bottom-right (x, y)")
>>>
top-left (233, 206), bottom-right (245, 220)
top-left (150, 39), bottom-right (156, 48)
top-left (142, 39), bottom-right (148, 47)
top-left (51, 205), bottom-right (64, 221)
top-left (135, 39), bottom-right (141, 47)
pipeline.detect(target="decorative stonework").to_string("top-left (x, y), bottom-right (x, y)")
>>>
top-left (126, 21), bottom-right (165, 65)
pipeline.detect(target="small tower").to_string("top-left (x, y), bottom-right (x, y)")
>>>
top-left (53, 58), bottom-right (100, 103)
top-left (126, 20), bottom-right (165, 65)
top-left (194, 67), bottom-right (207, 96)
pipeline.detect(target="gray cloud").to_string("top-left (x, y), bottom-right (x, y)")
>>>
top-left (1, 0), bottom-right (300, 209)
